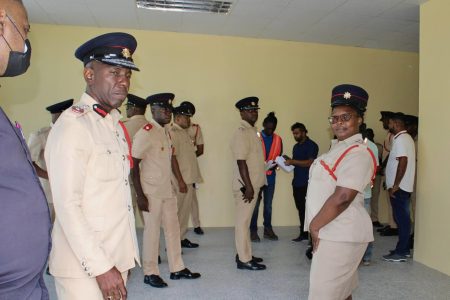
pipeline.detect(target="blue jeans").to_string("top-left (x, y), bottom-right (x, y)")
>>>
top-left (391, 189), bottom-right (411, 255)
top-left (363, 197), bottom-right (373, 261)
top-left (250, 182), bottom-right (275, 231)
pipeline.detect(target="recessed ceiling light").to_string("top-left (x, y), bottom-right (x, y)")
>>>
top-left (136, 0), bottom-right (233, 14)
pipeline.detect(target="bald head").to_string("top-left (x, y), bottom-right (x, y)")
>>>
top-left (0, 0), bottom-right (30, 76)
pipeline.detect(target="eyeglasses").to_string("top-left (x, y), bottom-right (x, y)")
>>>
top-left (328, 113), bottom-right (353, 124)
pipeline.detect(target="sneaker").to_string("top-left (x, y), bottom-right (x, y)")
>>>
top-left (389, 250), bottom-right (411, 258)
top-left (383, 253), bottom-right (407, 262)
top-left (263, 228), bottom-right (278, 241)
top-left (251, 231), bottom-right (260, 242)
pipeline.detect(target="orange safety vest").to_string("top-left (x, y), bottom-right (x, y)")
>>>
top-left (319, 144), bottom-right (377, 187)
top-left (260, 132), bottom-right (282, 175)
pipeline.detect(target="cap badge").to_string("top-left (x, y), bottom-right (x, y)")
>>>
top-left (251, 102), bottom-right (255, 106)
top-left (122, 48), bottom-right (131, 59)
top-left (168, 99), bottom-right (172, 105)
top-left (343, 92), bottom-right (351, 99)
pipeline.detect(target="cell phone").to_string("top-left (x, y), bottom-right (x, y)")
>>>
top-left (238, 179), bottom-right (246, 195)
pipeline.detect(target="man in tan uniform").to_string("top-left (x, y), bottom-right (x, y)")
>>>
top-left (28, 99), bottom-right (73, 222)
top-left (132, 93), bottom-right (201, 289)
top-left (231, 96), bottom-right (267, 271)
top-left (45, 33), bottom-right (141, 300)
top-left (170, 104), bottom-right (203, 248)
top-left (123, 93), bottom-right (148, 227)
top-left (180, 101), bottom-right (205, 235)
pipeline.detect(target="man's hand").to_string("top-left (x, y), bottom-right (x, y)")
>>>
top-left (136, 194), bottom-right (150, 212)
top-left (178, 180), bottom-right (188, 193)
top-left (309, 225), bottom-right (320, 253)
top-left (388, 185), bottom-right (400, 198)
top-left (242, 185), bottom-right (254, 203)
top-left (285, 159), bottom-right (293, 166)
top-left (96, 267), bottom-right (127, 300)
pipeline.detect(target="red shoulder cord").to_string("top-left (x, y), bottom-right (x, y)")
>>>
top-left (118, 121), bottom-right (134, 169)
top-left (320, 145), bottom-right (377, 187)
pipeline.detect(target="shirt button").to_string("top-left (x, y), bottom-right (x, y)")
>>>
top-left (116, 132), bottom-right (119, 137)
top-left (122, 138), bottom-right (126, 142)
top-left (107, 150), bottom-right (111, 154)
top-left (88, 272), bottom-right (93, 277)
top-left (81, 261), bottom-right (86, 267)
top-left (125, 179), bottom-right (128, 185)
top-left (128, 205), bottom-right (131, 211)
top-left (84, 267), bottom-right (89, 271)
top-left (122, 155), bottom-right (126, 161)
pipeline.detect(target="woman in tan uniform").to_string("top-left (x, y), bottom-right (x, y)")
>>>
top-left (305, 84), bottom-right (376, 300)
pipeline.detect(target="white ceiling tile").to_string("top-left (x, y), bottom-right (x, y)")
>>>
top-left (23, 0), bottom-right (422, 52)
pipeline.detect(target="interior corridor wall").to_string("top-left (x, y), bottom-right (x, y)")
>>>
top-left (414, 0), bottom-right (450, 276)
top-left (0, 24), bottom-right (418, 228)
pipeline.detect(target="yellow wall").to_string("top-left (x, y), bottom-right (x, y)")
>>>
top-left (414, 0), bottom-right (450, 276)
top-left (0, 24), bottom-right (418, 228)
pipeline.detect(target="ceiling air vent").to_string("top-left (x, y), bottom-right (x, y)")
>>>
top-left (136, 0), bottom-right (232, 14)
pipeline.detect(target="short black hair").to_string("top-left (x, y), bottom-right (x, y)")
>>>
top-left (291, 122), bottom-right (307, 133)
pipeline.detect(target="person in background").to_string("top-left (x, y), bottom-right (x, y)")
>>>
top-left (250, 112), bottom-right (283, 242)
top-left (285, 123), bottom-right (318, 242)
top-left (405, 115), bottom-right (418, 249)
top-left (28, 98), bottom-right (73, 222)
top-left (382, 112), bottom-right (416, 262)
top-left (360, 125), bottom-right (379, 266)
top-left (365, 128), bottom-right (383, 228)
top-left (231, 96), bottom-right (266, 271)
top-left (180, 101), bottom-right (205, 235)
top-left (123, 93), bottom-right (148, 227)
top-left (0, 0), bottom-right (52, 298)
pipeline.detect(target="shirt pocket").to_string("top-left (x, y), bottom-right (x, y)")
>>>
top-left (91, 143), bottom-right (122, 182)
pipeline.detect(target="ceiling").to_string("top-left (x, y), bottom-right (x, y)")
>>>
top-left (24, 0), bottom-right (427, 53)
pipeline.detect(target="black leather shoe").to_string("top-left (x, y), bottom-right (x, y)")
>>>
top-left (194, 227), bottom-right (204, 235)
top-left (181, 238), bottom-right (199, 248)
top-left (170, 268), bottom-right (201, 280)
top-left (235, 254), bottom-right (263, 263)
top-left (305, 245), bottom-right (313, 260)
top-left (236, 258), bottom-right (266, 271)
top-left (377, 225), bottom-right (390, 233)
top-left (264, 228), bottom-right (279, 241)
top-left (372, 221), bottom-right (383, 227)
top-left (380, 228), bottom-right (398, 236)
top-left (292, 233), bottom-right (308, 242)
top-left (144, 275), bottom-right (168, 288)
top-left (251, 231), bottom-right (260, 242)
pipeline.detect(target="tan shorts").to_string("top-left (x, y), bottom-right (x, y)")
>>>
top-left (309, 240), bottom-right (367, 300)
top-left (55, 271), bottom-right (128, 300)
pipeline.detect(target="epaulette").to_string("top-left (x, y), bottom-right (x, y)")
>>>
top-left (70, 104), bottom-right (90, 117)
top-left (143, 123), bottom-right (153, 131)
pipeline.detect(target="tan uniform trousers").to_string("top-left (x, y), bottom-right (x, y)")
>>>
top-left (142, 195), bottom-right (184, 275)
top-left (191, 188), bottom-right (201, 228)
top-left (55, 271), bottom-right (128, 300)
top-left (370, 174), bottom-right (381, 222)
top-left (174, 181), bottom-right (197, 239)
top-left (309, 240), bottom-right (367, 300)
top-left (379, 175), bottom-right (397, 228)
top-left (234, 190), bottom-right (258, 263)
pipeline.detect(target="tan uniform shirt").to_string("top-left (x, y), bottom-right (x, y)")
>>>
top-left (187, 123), bottom-right (204, 146)
top-left (28, 125), bottom-right (52, 203)
top-left (230, 120), bottom-right (266, 191)
top-left (132, 120), bottom-right (174, 199)
top-left (169, 123), bottom-right (203, 184)
top-left (382, 132), bottom-right (393, 161)
top-left (123, 114), bottom-right (148, 138)
top-left (305, 133), bottom-right (374, 243)
top-left (45, 93), bottom-right (140, 278)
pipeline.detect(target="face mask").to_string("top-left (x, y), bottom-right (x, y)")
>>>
top-left (1, 15), bottom-right (32, 77)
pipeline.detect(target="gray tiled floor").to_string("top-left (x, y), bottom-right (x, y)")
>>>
top-left (44, 227), bottom-right (450, 300)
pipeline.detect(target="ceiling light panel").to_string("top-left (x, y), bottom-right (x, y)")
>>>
top-left (136, 0), bottom-right (233, 14)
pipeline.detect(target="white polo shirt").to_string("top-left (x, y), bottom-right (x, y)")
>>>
top-left (386, 130), bottom-right (416, 192)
